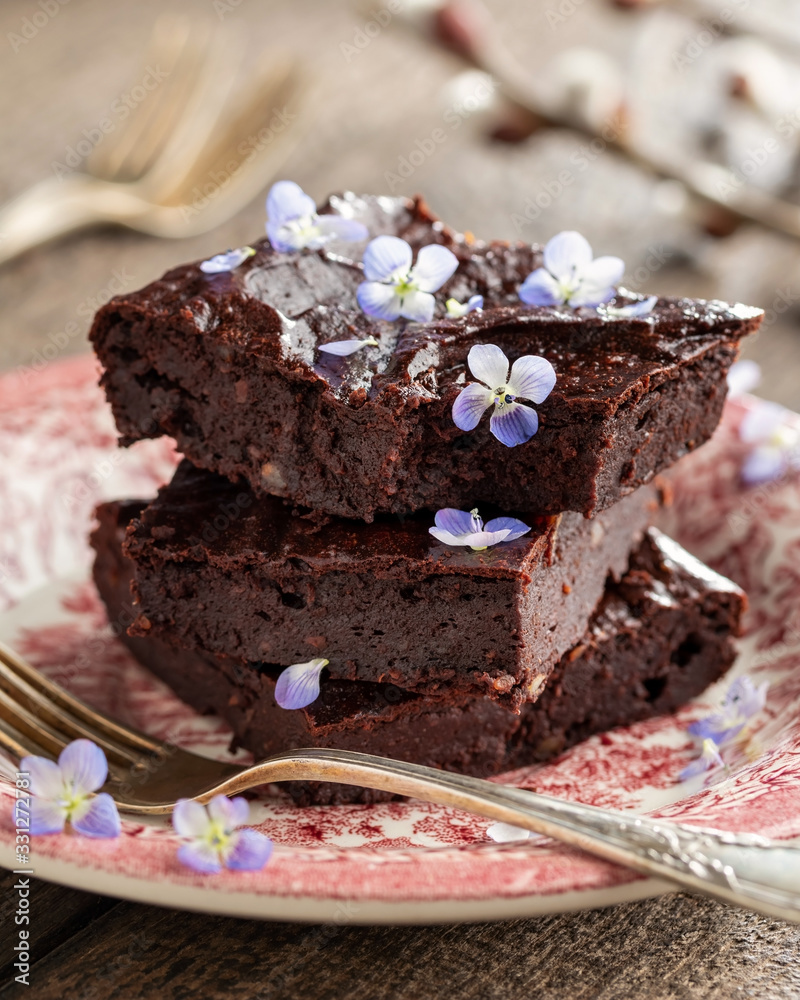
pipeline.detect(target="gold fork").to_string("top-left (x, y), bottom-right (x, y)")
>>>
top-left (0, 17), bottom-right (307, 266)
top-left (2, 636), bottom-right (800, 921)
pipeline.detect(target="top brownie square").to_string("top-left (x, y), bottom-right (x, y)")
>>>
top-left (90, 193), bottom-right (762, 520)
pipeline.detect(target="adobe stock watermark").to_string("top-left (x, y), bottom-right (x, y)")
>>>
top-left (673, 0), bottom-right (751, 71)
top-left (15, 268), bottom-right (135, 386)
top-left (340, 0), bottom-right (404, 62)
top-left (384, 74), bottom-right (497, 191)
top-left (11, 768), bottom-right (33, 986)
top-left (545, 0), bottom-right (589, 30)
top-left (212, 0), bottom-right (248, 20)
top-left (51, 67), bottom-right (170, 180)
top-left (178, 106), bottom-right (295, 220)
top-left (7, 0), bottom-right (71, 54)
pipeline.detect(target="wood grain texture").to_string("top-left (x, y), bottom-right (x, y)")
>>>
top-left (1, 0), bottom-right (800, 996)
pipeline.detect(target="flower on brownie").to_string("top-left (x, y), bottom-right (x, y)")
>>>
top-left (266, 180), bottom-right (368, 252)
top-left (200, 246), bottom-right (256, 274)
top-left (22, 739), bottom-right (120, 839)
top-left (172, 795), bottom-right (273, 874)
top-left (357, 235), bottom-right (459, 323)
top-left (446, 294), bottom-right (483, 318)
top-left (275, 658), bottom-right (329, 710)
top-left (679, 676), bottom-right (768, 780)
top-left (452, 344), bottom-right (556, 448)
top-left (318, 336), bottom-right (379, 357)
top-left (519, 231), bottom-right (624, 309)
top-left (429, 508), bottom-right (530, 551)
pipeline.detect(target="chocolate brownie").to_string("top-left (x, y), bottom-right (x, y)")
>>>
top-left (122, 460), bottom-right (658, 710)
top-left (89, 193), bottom-right (763, 521)
top-left (92, 502), bottom-right (745, 806)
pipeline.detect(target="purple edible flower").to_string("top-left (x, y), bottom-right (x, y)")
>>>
top-left (738, 401), bottom-right (800, 486)
top-left (679, 738), bottom-right (724, 781)
top-left (451, 344), bottom-right (556, 447)
top-left (200, 246), bottom-right (256, 274)
top-left (446, 294), bottom-right (483, 318)
top-left (357, 235), bottom-right (459, 323)
top-left (22, 739), bottom-right (120, 839)
top-left (688, 676), bottom-right (768, 746)
top-left (519, 231), bottom-right (624, 309)
top-left (600, 294), bottom-right (658, 319)
top-left (266, 180), bottom-right (368, 252)
top-left (318, 336), bottom-right (379, 357)
top-left (275, 658), bottom-right (329, 710)
top-left (429, 508), bottom-right (530, 551)
top-left (173, 795), bottom-right (273, 874)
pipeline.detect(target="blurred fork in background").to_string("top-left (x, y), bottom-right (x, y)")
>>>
top-left (0, 16), bottom-right (308, 266)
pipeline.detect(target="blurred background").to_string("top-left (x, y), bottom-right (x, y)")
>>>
top-left (2, 0), bottom-right (800, 407)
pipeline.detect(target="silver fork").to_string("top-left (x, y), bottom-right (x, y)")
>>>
top-left (0, 17), bottom-right (307, 265)
top-left (2, 637), bottom-right (800, 922)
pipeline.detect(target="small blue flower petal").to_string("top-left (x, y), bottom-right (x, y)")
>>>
top-left (446, 295), bottom-right (483, 318)
top-left (452, 382), bottom-right (493, 432)
top-left (318, 337), bottom-right (378, 357)
top-left (518, 268), bottom-right (561, 307)
top-left (357, 281), bottom-right (403, 321)
top-left (172, 798), bottom-right (211, 838)
top-left (490, 402), bottom-right (539, 447)
top-left (507, 355), bottom-right (557, 404)
top-left (725, 676), bottom-right (768, 717)
top-left (466, 343), bottom-right (509, 389)
top-left (679, 738), bottom-right (723, 780)
top-left (208, 794), bottom-right (249, 832)
top-left (29, 797), bottom-right (66, 836)
top-left (315, 215), bottom-right (369, 243)
top-left (21, 754), bottom-right (63, 800)
top-left (398, 289), bottom-right (436, 323)
top-left (70, 792), bottom-right (121, 839)
top-left (200, 247), bottom-right (255, 274)
top-left (275, 658), bottom-right (328, 710)
top-left (543, 230), bottom-right (593, 280)
top-left (58, 739), bottom-right (108, 796)
top-left (178, 841), bottom-right (223, 874)
top-left (688, 715), bottom-right (745, 746)
top-left (569, 256), bottom-right (624, 308)
top-left (410, 244), bottom-right (459, 293)
top-left (362, 235), bottom-right (413, 282)
top-left (483, 516), bottom-right (531, 541)
top-left (266, 180), bottom-right (316, 226)
top-left (434, 508), bottom-right (477, 536)
top-left (225, 829), bottom-right (274, 871)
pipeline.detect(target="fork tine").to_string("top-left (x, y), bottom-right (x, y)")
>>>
top-left (0, 713), bottom-right (53, 763)
top-left (0, 641), bottom-right (161, 756)
top-left (87, 16), bottom-right (195, 183)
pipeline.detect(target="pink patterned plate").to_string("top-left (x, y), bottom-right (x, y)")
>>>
top-left (1, 355), bottom-right (800, 924)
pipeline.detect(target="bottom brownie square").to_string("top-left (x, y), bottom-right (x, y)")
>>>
top-left (91, 501), bottom-right (745, 806)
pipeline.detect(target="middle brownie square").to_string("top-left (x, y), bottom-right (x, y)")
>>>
top-left (124, 460), bottom-right (658, 709)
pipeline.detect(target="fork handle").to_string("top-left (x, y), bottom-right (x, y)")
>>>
top-left (0, 174), bottom-right (144, 265)
top-left (236, 749), bottom-right (800, 922)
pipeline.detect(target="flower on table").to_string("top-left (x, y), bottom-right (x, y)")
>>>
top-left (599, 294), bottom-right (658, 319)
top-left (275, 658), bottom-right (329, 710)
top-left (266, 180), bottom-right (368, 252)
top-left (22, 739), bottom-right (120, 839)
top-left (357, 235), bottom-right (459, 323)
top-left (429, 508), bottom-right (530, 551)
top-left (446, 294), bottom-right (483, 318)
top-left (173, 795), bottom-right (273, 874)
top-left (451, 343), bottom-right (556, 448)
top-left (487, 822), bottom-right (544, 843)
top-left (679, 738), bottom-right (724, 781)
top-left (738, 400), bottom-right (800, 486)
top-left (519, 231), bottom-right (624, 309)
top-left (318, 336), bottom-right (379, 357)
top-left (199, 246), bottom-right (256, 274)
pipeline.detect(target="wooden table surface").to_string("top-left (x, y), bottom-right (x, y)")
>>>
top-left (2, 1), bottom-right (800, 997)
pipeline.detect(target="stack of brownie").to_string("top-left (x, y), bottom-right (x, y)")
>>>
top-left (88, 193), bottom-right (761, 805)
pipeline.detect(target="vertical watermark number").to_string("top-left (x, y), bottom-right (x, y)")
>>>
top-left (12, 768), bottom-right (33, 986)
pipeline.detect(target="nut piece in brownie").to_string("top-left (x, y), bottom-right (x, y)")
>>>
top-left (122, 460), bottom-right (658, 710)
top-left (89, 192), bottom-right (763, 521)
top-left (92, 502), bottom-right (746, 807)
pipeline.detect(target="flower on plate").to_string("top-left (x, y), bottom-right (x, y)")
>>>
top-left (726, 358), bottom-right (762, 398)
top-left (688, 676), bottom-right (768, 746)
top-left (266, 180), bottom-right (368, 252)
top-left (679, 738), bottom-right (724, 781)
top-left (429, 508), bottom-right (530, 551)
top-left (487, 822), bottom-right (544, 843)
top-left (22, 739), bottom-right (120, 838)
top-left (446, 294), bottom-right (484, 318)
top-left (172, 795), bottom-right (273, 874)
top-left (318, 336), bottom-right (379, 357)
top-left (599, 294), bottom-right (658, 319)
top-left (199, 246), bottom-right (256, 274)
top-left (519, 231), bottom-right (624, 309)
top-left (451, 343), bottom-right (556, 447)
top-left (357, 235), bottom-right (459, 323)
top-left (275, 658), bottom-right (329, 710)
top-left (738, 400), bottom-right (800, 486)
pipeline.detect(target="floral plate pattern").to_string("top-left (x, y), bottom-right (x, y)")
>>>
top-left (1, 354), bottom-right (799, 924)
